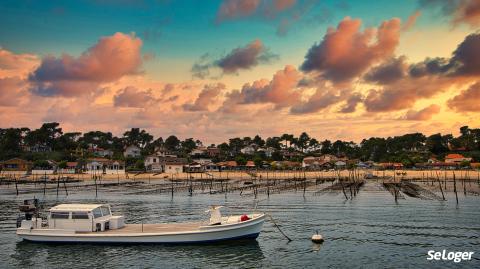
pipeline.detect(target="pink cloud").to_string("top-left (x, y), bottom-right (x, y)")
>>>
top-left (0, 77), bottom-right (27, 106)
top-left (403, 104), bottom-right (441, 120)
top-left (221, 65), bottom-right (302, 111)
top-left (113, 86), bottom-right (157, 108)
top-left (300, 17), bottom-right (401, 83)
top-left (448, 82), bottom-right (480, 112)
top-left (216, 0), bottom-right (261, 22)
top-left (183, 83), bottom-right (225, 111)
top-left (29, 32), bottom-right (143, 97)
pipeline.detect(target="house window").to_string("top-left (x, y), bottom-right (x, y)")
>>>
top-left (153, 158), bottom-right (156, 163)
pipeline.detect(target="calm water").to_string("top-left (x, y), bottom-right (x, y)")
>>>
top-left (0, 182), bottom-right (479, 268)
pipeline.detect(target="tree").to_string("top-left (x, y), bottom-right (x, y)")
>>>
top-left (123, 128), bottom-right (153, 148)
top-left (165, 135), bottom-right (180, 151)
top-left (235, 155), bottom-right (247, 166)
top-left (253, 156), bottom-right (263, 167)
top-left (25, 122), bottom-right (63, 150)
top-left (426, 133), bottom-right (448, 155)
top-left (297, 132), bottom-right (310, 152)
top-left (320, 140), bottom-right (332, 154)
top-left (181, 138), bottom-right (196, 153)
top-left (266, 136), bottom-right (282, 149)
top-left (253, 135), bottom-right (265, 147)
top-left (308, 138), bottom-right (319, 151)
top-left (0, 128), bottom-right (26, 159)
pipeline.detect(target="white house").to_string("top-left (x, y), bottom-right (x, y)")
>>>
top-left (144, 154), bottom-right (163, 172)
top-left (240, 145), bottom-right (256, 155)
top-left (123, 145), bottom-right (141, 158)
top-left (86, 158), bottom-right (125, 175)
top-left (257, 147), bottom-right (275, 158)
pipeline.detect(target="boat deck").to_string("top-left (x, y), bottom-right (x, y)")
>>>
top-left (81, 222), bottom-right (204, 234)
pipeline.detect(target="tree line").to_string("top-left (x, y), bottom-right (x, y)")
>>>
top-left (0, 123), bottom-right (479, 168)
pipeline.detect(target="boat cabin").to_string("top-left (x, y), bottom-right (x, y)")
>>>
top-left (47, 204), bottom-right (125, 232)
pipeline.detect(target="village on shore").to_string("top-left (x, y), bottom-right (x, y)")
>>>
top-left (0, 123), bottom-right (479, 179)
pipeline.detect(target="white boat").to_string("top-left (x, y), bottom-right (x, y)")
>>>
top-left (16, 199), bottom-right (265, 244)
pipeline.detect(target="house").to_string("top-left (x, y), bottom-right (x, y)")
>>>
top-left (0, 158), bottom-right (33, 171)
top-left (206, 146), bottom-right (220, 157)
top-left (94, 148), bottom-right (114, 158)
top-left (186, 159), bottom-right (219, 172)
top-left (245, 160), bottom-right (256, 168)
top-left (27, 144), bottom-right (52, 153)
top-left (376, 162), bottom-right (404, 170)
top-left (144, 154), bottom-right (163, 172)
top-left (240, 145), bottom-right (256, 155)
top-left (86, 158), bottom-right (125, 174)
top-left (32, 160), bottom-right (58, 175)
top-left (190, 147), bottom-right (207, 157)
top-left (444, 154), bottom-right (472, 164)
top-left (162, 157), bottom-right (187, 173)
top-left (145, 156), bottom-right (187, 173)
top-left (217, 161), bottom-right (238, 170)
top-left (153, 146), bottom-right (177, 157)
top-left (271, 161), bottom-right (302, 169)
top-left (58, 162), bottom-right (79, 174)
top-left (123, 145), bottom-right (141, 158)
top-left (257, 147), bottom-right (275, 158)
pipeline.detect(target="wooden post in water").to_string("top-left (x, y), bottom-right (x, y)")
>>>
top-left (43, 172), bottom-right (47, 197)
top-left (14, 175), bottom-right (19, 196)
top-left (453, 172), bottom-right (458, 205)
top-left (56, 175), bottom-right (60, 198)
top-left (435, 171), bottom-right (445, 201)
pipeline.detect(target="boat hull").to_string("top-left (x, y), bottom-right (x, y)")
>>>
top-left (17, 214), bottom-right (265, 244)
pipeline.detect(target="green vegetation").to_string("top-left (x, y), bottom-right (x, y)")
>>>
top-left (0, 122), bottom-right (479, 168)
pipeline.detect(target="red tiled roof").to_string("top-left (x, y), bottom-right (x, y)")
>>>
top-left (445, 153), bottom-right (465, 159)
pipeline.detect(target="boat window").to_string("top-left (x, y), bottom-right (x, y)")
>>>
top-left (101, 206), bottom-right (111, 216)
top-left (72, 212), bottom-right (89, 219)
top-left (92, 208), bottom-right (103, 218)
top-left (51, 212), bottom-right (70, 219)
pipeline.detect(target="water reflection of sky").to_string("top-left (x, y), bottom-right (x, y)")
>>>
top-left (1, 184), bottom-right (479, 268)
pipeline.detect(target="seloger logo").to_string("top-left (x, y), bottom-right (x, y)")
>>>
top-left (427, 250), bottom-right (474, 263)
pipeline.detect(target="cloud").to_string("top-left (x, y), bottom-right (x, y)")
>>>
top-left (29, 32), bottom-right (143, 97)
top-left (419, 0), bottom-right (480, 28)
top-left (216, 0), bottom-right (261, 22)
top-left (192, 39), bottom-right (278, 78)
top-left (402, 10), bottom-right (421, 31)
top-left (363, 76), bottom-right (454, 112)
top-left (339, 92), bottom-right (363, 113)
top-left (290, 88), bottom-right (343, 114)
top-left (0, 48), bottom-right (39, 78)
top-left (0, 77), bottom-right (27, 106)
top-left (409, 32), bottom-right (480, 77)
top-left (276, 0), bottom-right (319, 36)
top-left (364, 56), bottom-right (408, 84)
top-left (183, 83), bottom-right (225, 111)
top-left (403, 104), bottom-right (441, 120)
top-left (216, 0), bottom-right (298, 23)
top-left (447, 82), bottom-right (480, 112)
top-left (300, 17), bottom-right (401, 83)
top-left (220, 65), bottom-right (302, 111)
top-left (113, 86), bottom-right (156, 108)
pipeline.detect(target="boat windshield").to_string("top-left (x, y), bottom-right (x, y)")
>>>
top-left (92, 208), bottom-right (103, 218)
top-left (101, 206), bottom-right (111, 216)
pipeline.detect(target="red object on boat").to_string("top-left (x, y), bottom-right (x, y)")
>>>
top-left (240, 215), bottom-right (250, 221)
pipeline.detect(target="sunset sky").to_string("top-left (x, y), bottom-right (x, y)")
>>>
top-left (0, 0), bottom-right (479, 144)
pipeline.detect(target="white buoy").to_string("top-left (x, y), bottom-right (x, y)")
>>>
top-left (311, 231), bottom-right (324, 243)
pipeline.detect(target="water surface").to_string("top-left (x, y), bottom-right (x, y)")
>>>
top-left (0, 183), bottom-right (479, 268)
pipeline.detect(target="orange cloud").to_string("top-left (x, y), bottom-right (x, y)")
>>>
top-left (403, 104), bottom-right (441, 120)
top-left (300, 17), bottom-right (401, 83)
top-left (448, 82), bottom-right (480, 112)
top-left (113, 86), bottom-right (157, 108)
top-left (183, 83), bottom-right (225, 111)
top-left (29, 32), bottom-right (143, 97)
